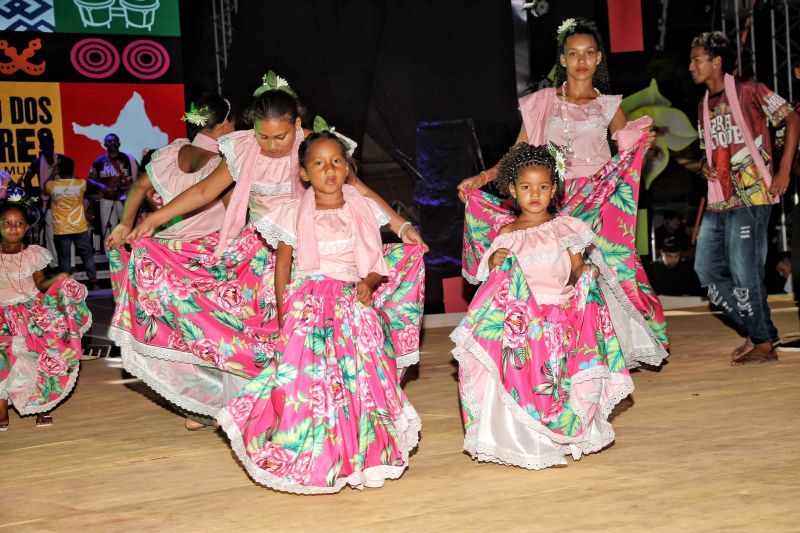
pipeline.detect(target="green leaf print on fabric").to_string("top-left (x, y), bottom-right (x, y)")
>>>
top-left (605, 336), bottom-right (626, 373)
top-left (338, 356), bottom-right (357, 393)
top-left (609, 182), bottom-right (637, 216)
top-left (271, 418), bottom-right (313, 454)
top-left (211, 310), bottom-right (246, 333)
top-left (466, 211), bottom-right (493, 243)
top-left (552, 407), bottom-right (581, 437)
top-left (386, 281), bottom-right (415, 303)
top-left (251, 247), bottom-right (271, 277)
top-left (273, 362), bottom-right (298, 388)
top-left (312, 421), bottom-right (328, 458)
top-left (178, 317), bottom-right (204, 343)
top-left (594, 236), bottom-right (630, 267)
top-left (475, 308), bottom-right (505, 342)
top-left (174, 296), bottom-right (203, 315)
top-left (326, 457), bottom-right (343, 487)
top-left (109, 250), bottom-right (124, 274)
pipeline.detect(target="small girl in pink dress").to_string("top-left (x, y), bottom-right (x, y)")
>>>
top-left (451, 143), bottom-right (633, 470)
top-left (0, 199), bottom-right (91, 430)
top-left (217, 132), bottom-right (420, 494)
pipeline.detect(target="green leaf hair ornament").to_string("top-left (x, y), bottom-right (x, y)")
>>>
top-left (313, 115), bottom-right (358, 157)
top-left (253, 70), bottom-right (298, 98)
top-left (181, 102), bottom-right (210, 127)
top-left (556, 18), bottom-right (577, 48)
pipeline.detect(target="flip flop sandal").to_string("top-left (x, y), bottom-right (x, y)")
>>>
top-left (731, 349), bottom-right (778, 367)
top-left (731, 341), bottom-right (755, 360)
top-left (0, 422), bottom-right (8, 432)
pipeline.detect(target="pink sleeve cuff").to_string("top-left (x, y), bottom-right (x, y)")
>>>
top-left (612, 116), bottom-right (653, 152)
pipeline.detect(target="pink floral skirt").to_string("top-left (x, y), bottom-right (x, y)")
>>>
top-left (451, 255), bottom-right (633, 469)
top-left (109, 226), bottom-right (279, 416)
top-left (0, 277), bottom-right (91, 415)
top-left (461, 140), bottom-right (668, 367)
top-left (217, 276), bottom-right (421, 494)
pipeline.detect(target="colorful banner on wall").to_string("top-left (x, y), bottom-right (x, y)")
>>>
top-left (0, 0), bottom-right (183, 181)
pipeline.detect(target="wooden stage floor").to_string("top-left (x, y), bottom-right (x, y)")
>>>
top-left (3, 303), bottom-right (800, 532)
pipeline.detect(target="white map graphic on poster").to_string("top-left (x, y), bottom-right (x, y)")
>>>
top-left (72, 91), bottom-right (167, 158)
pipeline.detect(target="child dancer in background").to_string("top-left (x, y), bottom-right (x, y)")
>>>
top-left (217, 133), bottom-right (420, 493)
top-left (0, 196), bottom-right (91, 430)
top-left (451, 144), bottom-right (633, 470)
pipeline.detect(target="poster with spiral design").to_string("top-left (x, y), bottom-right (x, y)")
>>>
top-left (0, 0), bottom-right (183, 181)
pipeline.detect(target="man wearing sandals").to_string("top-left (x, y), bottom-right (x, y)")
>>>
top-left (690, 32), bottom-right (799, 366)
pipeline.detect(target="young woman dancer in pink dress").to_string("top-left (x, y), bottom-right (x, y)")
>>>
top-left (115, 74), bottom-right (424, 426)
top-left (217, 132), bottom-right (420, 493)
top-left (452, 143), bottom-right (633, 469)
top-left (458, 18), bottom-right (667, 368)
top-left (0, 199), bottom-right (91, 430)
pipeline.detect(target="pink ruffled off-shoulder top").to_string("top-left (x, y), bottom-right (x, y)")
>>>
top-left (256, 198), bottom-right (390, 283)
top-left (146, 138), bottom-right (224, 240)
top-left (477, 216), bottom-right (595, 304)
top-left (0, 245), bottom-right (50, 305)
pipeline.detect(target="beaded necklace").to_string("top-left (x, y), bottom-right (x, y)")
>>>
top-left (559, 81), bottom-right (608, 163)
top-left (0, 243), bottom-right (27, 296)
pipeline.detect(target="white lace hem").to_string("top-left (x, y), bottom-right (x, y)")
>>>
top-left (218, 135), bottom-right (240, 182)
top-left (0, 292), bottom-right (39, 306)
top-left (119, 348), bottom-right (223, 418)
top-left (216, 403), bottom-right (421, 494)
top-left (462, 269), bottom-right (482, 286)
top-left (108, 326), bottom-right (217, 369)
top-left (251, 182), bottom-right (292, 196)
top-left (395, 349), bottom-right (419, 369)
top-left (587, 247), bottom-right (669, 368)
top-left (252, 214), bottom-right (296, 248)
top-left (2, 337), bottom-right (82, 416)
top-left (450, 325), bottom-right (634, 469)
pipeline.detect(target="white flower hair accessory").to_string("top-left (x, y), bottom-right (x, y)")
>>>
top-left (181, 103), bottom-right (210, 127)
top-left (254, 70), bottom-right (298, 98)
top-left (313, 115), bottom-right (358, 157)
top-left (547, 142), bottom-right (567, 182)
top-left (556, 18), bottom-right (577, 46)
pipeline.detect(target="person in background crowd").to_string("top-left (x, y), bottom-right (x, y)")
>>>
top-left (18, 131), bottom-right (75, 260)
top-left (45, 159), bottom-right (98, 291)
top-left (654, 211), bottom-right (691, 255)
top-left (646, 236), bottom-right (702, 296)
top-left (691, 31), bottom-right (799, 365)
top-left (87, 133), bottom-right (138, 247)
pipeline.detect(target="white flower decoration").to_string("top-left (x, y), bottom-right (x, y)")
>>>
top-left (557, 18), bottom-right (577, 36)
top-left (275, 76), bottom-right (289, 88)
top-left (554, 151), bottom-right (567, 181)
top-left (8, 192), bottom-right (22, 202)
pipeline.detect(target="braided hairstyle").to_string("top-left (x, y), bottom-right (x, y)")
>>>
top-left (554, 18), bottom-right (611, 94)
top-left (496, 143), bottom-right (562, 209)
top-left (691, 31), bottom-right (737, 74)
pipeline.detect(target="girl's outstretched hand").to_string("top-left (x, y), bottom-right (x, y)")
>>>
top-left (126, 217), bottom-right (157, 243)
top-left (457, 174), bottom-right (485, 203)
top-left (401, 226), bottom-right (429, 252)
top-left (105, 223), bottom-right (131, 250)
top-left (488, 248), bottom-right (510, 269)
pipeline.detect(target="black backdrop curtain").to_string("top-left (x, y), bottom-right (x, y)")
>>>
top-left (221, 0), bottom-right (519, 164)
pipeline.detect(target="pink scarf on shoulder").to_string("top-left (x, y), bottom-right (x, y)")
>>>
top-left (702, 74), bottom-right (774, 204)
top-left (214, 129), bottom-right (303, 256)
top-left (295, 184), bottom-right (385, 278)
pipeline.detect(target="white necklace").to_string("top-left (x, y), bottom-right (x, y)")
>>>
top-left (0, 244), bottom-right (26, 296)
top-left (560, 81), bottom-right (607, 163)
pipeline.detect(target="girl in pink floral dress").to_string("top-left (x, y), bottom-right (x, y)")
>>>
top-left (217, 132), bottom-right (421, 494)
top-left (457, 18), bottom-right (668, 369)
top-left (0, 199), bottom-right (91, 430)
top-left (451, 144), bottom-right (633, 470)
top-left (118, 73), bottom-right (424, 425)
